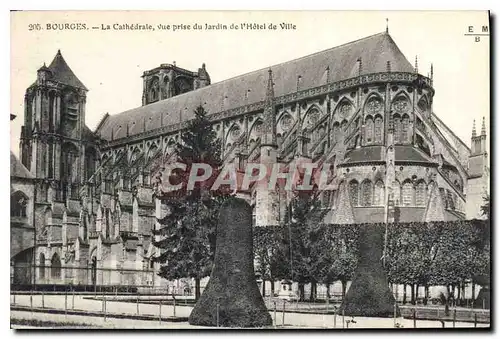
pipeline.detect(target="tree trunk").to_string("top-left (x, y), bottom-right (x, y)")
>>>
top-left (403, 284), bottom-right (407, 305)
top-left (341, 280), bottom-right (347, 302)
top-left (424, 284), bottom-right (429, 306)
top-left (299, 283), bottom-right (305, 301)
top-left (270, 280), bottom-right (275, 297)
top-left (472, 280), bottom-right (476, 301)
top-left (415, 284), bottom-right (419, 302)
top-left (457, 282), bottom-right (462, 305)
top-left (410, 284), bottom-right (415, 305)
top-left (195, 278), bottom-right (201, 301)
top-left (326, 283), bottom-right (331, 300)
top-left (461, 282), bottom-right (466, 306)
top-left (309, 281), bottom-right (317, 302)
top-left (262, 279), bottom-right (266, 296)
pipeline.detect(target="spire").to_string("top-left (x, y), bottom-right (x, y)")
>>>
top-left (262, 68), bottom-right (276, 146)
top-left (414, 55), bottom-right (418, 73)
top-left (430, 63), bottom-right (434, 80)
top-left (472, 119), bottom-right (477, 138)
top-left (481, 117), bottom-right (486, 135)
top-left (386, 18), bottom-right (389, 34)
top-left (267, 69), bottom-right (275, 100)
top-left (47, 49), bottom-right (87, 90)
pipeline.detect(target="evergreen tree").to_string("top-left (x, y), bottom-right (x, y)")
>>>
top-left (282, 186), bottom-right (322, 301)
top-left (153, 105), bottom-right (230, 300)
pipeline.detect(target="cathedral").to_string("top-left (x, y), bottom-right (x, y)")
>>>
top-left (11, 31), bottom-right (489, 289)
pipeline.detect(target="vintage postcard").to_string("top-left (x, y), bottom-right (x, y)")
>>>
top-left (10, 10), bottom-right (490, 329)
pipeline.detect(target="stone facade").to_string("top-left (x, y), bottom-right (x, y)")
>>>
top-left (11, 31), bottom-right (489, 287)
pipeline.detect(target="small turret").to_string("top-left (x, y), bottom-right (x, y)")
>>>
top-left (37, 63), bottom-right (52, 83)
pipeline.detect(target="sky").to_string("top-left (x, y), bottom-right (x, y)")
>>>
top-left (10, 10), bottom-right (490, 156)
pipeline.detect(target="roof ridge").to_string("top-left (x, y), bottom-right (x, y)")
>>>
top-left (134, 32), bottom-right (389, 112)
top-left (47, 50), bottom-right (88, 90)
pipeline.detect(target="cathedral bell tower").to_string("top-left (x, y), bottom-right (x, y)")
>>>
top-left (141, 62), bottom-right (211, 105)
top-left (20, 50), bottom-right (88, 200)
top-left (466, 117), bottom-right (489, 219)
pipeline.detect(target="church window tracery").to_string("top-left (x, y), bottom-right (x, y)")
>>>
top-left (402, 181), bottom-right (414, 206)
top-left (11, 191), bottom-right (28, 217)
top-left (361, 180), bottom-right (373, 206)
top-left (374, 180), bottom-right (385, 206)
top-left (374, 115), bottom-right (383, 143)
top-left (349, 180), bottom-right (359, 206)
top-left (365, 116), bottom-right (374, 144)
top-left (416, 180), bottom-right (427, 206)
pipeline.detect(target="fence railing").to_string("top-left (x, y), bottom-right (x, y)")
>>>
top-left (11, 263), bottom-right (157, 289)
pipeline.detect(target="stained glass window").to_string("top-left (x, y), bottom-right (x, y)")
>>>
top-left (402, 181), bottom-right (413, 206)
top-left (402, 115), bottom-right (410, 144)
top-left (349, 180), bottom-right (359, 206)
top-left (365, 117), bottom-right (374, 144)
top-left (374, 116), bottom-right (383, 143)
top-left (374, 181), bottom-right (385, 206)
top-left (361, 180), bottom-right (373, 206)
top-left (415, 181), bottom-right (427, 206)
top-left (393, 181), bottom-right (401, 206)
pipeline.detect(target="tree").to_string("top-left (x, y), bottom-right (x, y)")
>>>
top-left (480, 193), bottom-right (490, 219)
top-left (153, 105), bottom-right (230, 300)
top-left (314, 224), bottom-right (358, 301)
top-left (281, 185), bottom-right (325, 301)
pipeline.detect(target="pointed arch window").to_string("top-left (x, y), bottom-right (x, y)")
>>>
top-left (361, 180), bottom-right (373, 206)
top-left (402, 181), bottom-right (414, 206)
top-left (39, 253), bottom-right (46, 280)
top-left (393, 181), bottom-right (401, 206)
top-left (365, 117), bottom-right (374, 144)
top-left (149, 78), bottom-right (159, 102)
top-left (11, 191), bottom-right (28, 217)
top-left (374, 180), bottom-right (385, 206)
top-left (374, 116), bottom-right (383, 144)
top-left (415, 181), bottom-right (427, 206)
top-left (393, 115), bottom-right (402, 144)
top-left (402, 114), bottom-right (410, 144)
top-left (51, 253), bottom-right (61, 279)
top-left (349, 180), bottom-right (359, 206)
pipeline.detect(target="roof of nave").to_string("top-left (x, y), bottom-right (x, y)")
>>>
top-left (10, 152), bottom-right (34, 179)
top-left (97, 31), bottom-right (415, 141)
top-left (342, 145), bottom-right (434, 166)
top-left (46, 50), bottom-right (88, 90)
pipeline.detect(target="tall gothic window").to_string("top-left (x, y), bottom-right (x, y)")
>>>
top-left (374, 180), bottom-right (385, 206)
top-left (51, 253), bottom-right (61, 279)
top-left (402, 181), bottom-right (414, 206)
top-left (394, 115), bottom-right (402, 144)
top-left (447, 189), bottom-right (456, 210)
top-left (415, 181), bottom-right (427, 206)
top-left (149, 78), bottom-right (159, 102)
top-left (361, 180), bottom-right (373, 206)
top-left (48, 91), bottom-right (55, 132)
top-left (393, 181), bottom-right (401, 206)
top-left (11, 191), bottom-right (28, 217)
top-left (48, 144), bottom-right (54, 179)
top-left (365, 117), bottom-right (374, 144)
top-left (39, 253), bottom-right (46, 280)
top-left (402, 114), bottom-right (410, 144)
top-left (349, 180), bottom-right (359, 206)
top-left (374, 116), bottom-right (383, 144)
